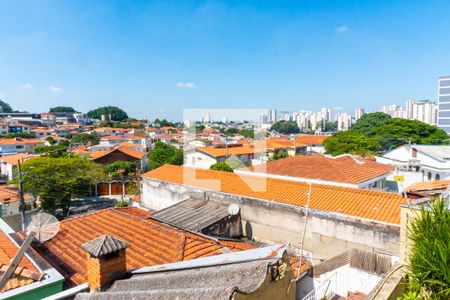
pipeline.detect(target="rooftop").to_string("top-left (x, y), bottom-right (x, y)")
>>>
top-left (196, 145), bottom-right (257, 157)
top-left (244, 155), bottom-right (392, 185)
top-left (26, 207), bottom-right (254, 288)
top-left (0, 138), bottom-right (44, 145)
top-left (405, 180), bottom-right (450, 192)
top-left (0, 153), bottom-right (37, 166)
top-left (295, 134), bottom-right (329, 145)
top-left (142, 165), bottom-right (407, 225)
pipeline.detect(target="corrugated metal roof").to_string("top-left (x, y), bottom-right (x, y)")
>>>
top-left (151, 198), bottom-right (231, 232)
top-left (413, 145), bottom-right (450, 161)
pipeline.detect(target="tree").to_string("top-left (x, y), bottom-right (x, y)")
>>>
top-left (71, 133), bottom-right (100, 146)
top-left (270, 120), bottom-right (300, 134)
top-left (148, 141), bottom-right (183, 170)
top-left (224, 128), bottom-right (239, 136)
top-left (351, 112), bottom-right (392, 136)
top-left (210, 162), bottom-right (233, 172)
top-left (323, 131), bottom-right (381, 156)
top-left (15, 156), bottom-right (105, 216)
top-left (405, 198), bottom-right (450, 299)
top-left (45, 136), bottom-right (57, 145)
top-left (49, 106), bottom-right (77, 113)
top-left (269, 150), bottom-right (288, 161)
top-left (153, 118), bottom-right (174, 127)
top-left (87, 106), bottom-right (128, 121)
top-left (106, 161), bottom-right (137, 177)
top-left (0, 100), bottom-right (13, 113)
top-left (34, 140), bottom-right (70, 157)
top-left (240, 128), bottom-right (254, 139)
top-left (1, 132), bottom-right (35, 138)
top-left (324, 121), bottom-right (337, 132)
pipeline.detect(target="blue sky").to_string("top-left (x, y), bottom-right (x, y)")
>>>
top-left (1, 0), bottom-right (450, 120)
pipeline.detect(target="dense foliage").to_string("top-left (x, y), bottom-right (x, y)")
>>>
top-left (148, 141), bottom-right (183, 170)
top-left (210, 162), bottom-right (233, 172)
top-left (49, 106), bottom-right (78, 113)
top-left (269, 150), bottom-right (288, 161)
top-left (153, 118), bottom-right (174, 127)
top-left (270, 120), bottom-right (300, 134)
top-left (71, 133), bottom-right (100, 146)
top-left (1, 132), bottom-right (35, 138)
top-left (87, 106), bottom-right (128, 121)
top-left (323, 112), bottom-right (449, 156)
top-left (405, 198), bottom-right (450, 299)
top-left (34, 140), bottom-right (70, 157)
top-left (0, 100), bottom-right (13, 113)
top-left (106, 161), bottom-right (137, 177)
top-left (16, 156), bottom-right (105, 216)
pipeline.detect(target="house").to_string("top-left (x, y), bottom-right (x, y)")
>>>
top-left (23, 207), bottom-right (255, 290)
top-left (74, 244), bottom-right (295, 300)
top-left (265, 138), bottom-right (307, 158)
top-left (295, 134), bottom-right (329, 154)
top-left (94, 127), bottom-right (134, 137)
top-left (30, 128), bottom-right (55, 138)
top-left (8, 123), bottom-right (31, 134)
top-left (0, 186), bottom-right (35, 220)
top-left (0, 153), bottom-right (37, 181)
top-left (237, 155), bottom-right (393, 190)
top-left (87, 147), bottom-right (147, 170)
top-left (376, 144), bottom-right (450, 191)
top-left (404, 179), bottom-right (450, 197)
top-left (141, 165), bottom-right (408, 259)
top-left (0, 122), bottom-right (9, 135)
top-left (0, 138), bottom-right (45, 155)
top-left (99, 135), bottom-right (147, 148)
top-left (184, 144), bottom-right (258, 169)
top-left (0, 219), bottom-right (64, 299)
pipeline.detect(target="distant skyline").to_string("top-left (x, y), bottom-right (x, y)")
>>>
top-left (1, 1), bottom-right (450, 120)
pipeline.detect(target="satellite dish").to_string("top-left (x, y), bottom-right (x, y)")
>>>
top-left (26, 213), bottom-right (60, 242)
top-left (228, 204), bottom-right (240, 215)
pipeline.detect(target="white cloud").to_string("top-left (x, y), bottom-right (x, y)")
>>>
top-left (336, 26), bottom-right (349, 33)
top-left (177, 82), bottom-right (195, 89)
top-left (21, 83), bottom-right (33, 90)
top-left (47, 85), bottom-right (62, 93)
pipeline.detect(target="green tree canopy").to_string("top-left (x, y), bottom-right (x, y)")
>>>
top-left (148, 141), bottom-right (183, 170)
top-left (106, 161), bottom-right (137, 177)
top-left (210, 162), bottom-right (233, 172)
top-left (1, 132), bottom-right (35, 138)
top-left (87, 106), bottom-right (128, 121)
top-left (323, 131), bottom-right (381, 156)
top-left (0, 100), bottom-right (13, 113)
top-left (405, 198), bottom-right (450, 299)
top-left (49, 106), bottom-right (78, 113)
top-left (71, 133), bottom-right (100, 146)
top-left (351, 112), bottom-right (392, 136)
top-left (16, 156), bottom-right (105, 216)
top-left (269, 150), bottom-right (289, 161)
top-left (153, 118), bottom-right (174, 127)
top-left (270, 120), bottom-right (300, 134)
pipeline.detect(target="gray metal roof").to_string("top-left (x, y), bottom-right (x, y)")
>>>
top-left (413, 145), bottom-right (450, 161)
top-left (151, 198), bottom-right (231, 232)
top-left (82, 235), bottom-right (129, 258)
top-left (75, 244), bottom-right (287, 300)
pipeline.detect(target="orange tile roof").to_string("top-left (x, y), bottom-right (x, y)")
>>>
top-left (295, 134), bottom-right (329, 145)
top-left (0, 138), bottom-right (44, 145)
top-left (27, 207), bottom-right (253, 288)
top-left (0, 231), bottom-right (39, 292)
top-left (142, 165), bottom-right (406, 225)
top-left (197, 145), bottom-right (257, 157)
top-left (405, 180), bottom-right (450, 192)
top-left (0, 186), bottom-right (19, 203)
top-left (0, 153), bottom-right (37, 165)
top-left (247, 155), bottom-right (392, 185)
top-left (88, 147), bottom-right (146, 161)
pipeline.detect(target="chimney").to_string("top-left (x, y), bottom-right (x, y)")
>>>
top-left (82, 235), bottom-right (129, 292)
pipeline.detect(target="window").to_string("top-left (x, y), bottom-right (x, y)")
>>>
top-left (428, 172), bottom-right (432, 181)
top-left (436, 174), bottom-right (441, 180)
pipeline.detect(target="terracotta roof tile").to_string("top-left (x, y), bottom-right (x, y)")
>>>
top-left (27, 207), bottom-right (253, 288)
top-left (0, 231), bottom-right (39, 292)
top-left (295, 134), bottom-right (329, 145)
top-left (142, 165), bottom-right (406, 225)
top-left (197, 146), bottom-right (257, 157)
top-left (246, 155), bottom-right (392, 185)
top-left (405, 180), bottom-right (450, 192)
top-left (0, 153), bottom-right (37, 165)
top-left (0, 138), bottom-right (44, 145)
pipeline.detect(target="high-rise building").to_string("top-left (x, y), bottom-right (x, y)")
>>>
top-left (269, 109), bottom-right (277, 123)
top-left (295, 111), bottom-right (310, 131)
top-left (336, 113), bottom-right (351, 131)
top-left (438, 76), bottom-right (450, 134)
top-left (202, 113), bottom-right (211, 124)
top-left (310, 112), bottom-right (324, 131)
top-left (354, 108), bottom-right (364, 121)
top-left (321, 107), bottom-right (331, 122)
top-left (406, 99), bottom-right (414, 119)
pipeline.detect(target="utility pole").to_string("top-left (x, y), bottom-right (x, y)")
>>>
top-left (17, 160), bottom-right (26, 231)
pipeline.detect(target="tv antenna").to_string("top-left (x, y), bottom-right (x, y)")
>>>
top-left (0, 213), bottom-right (59, 290)
top-left (26, 213), bottom-right (60, 242)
